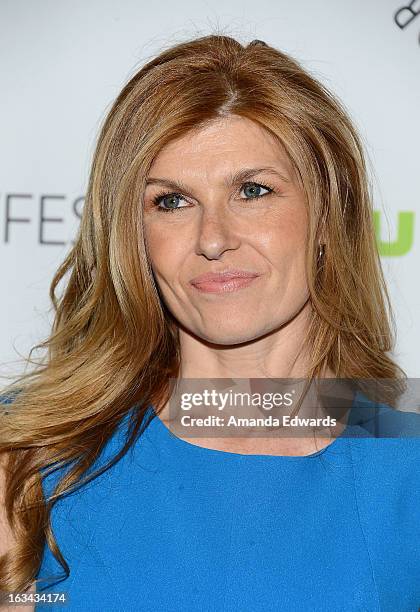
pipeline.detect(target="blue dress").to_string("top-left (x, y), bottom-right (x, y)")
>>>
top-left (33, 392), bottom-right (420, 611)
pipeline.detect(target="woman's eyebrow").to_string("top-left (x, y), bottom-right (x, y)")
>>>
top-left (145, 166), bottom-right (291, 194)
top-left (227, 166), bottom-right (291, 186)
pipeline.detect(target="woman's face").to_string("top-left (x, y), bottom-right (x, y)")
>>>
top-left (143, 115), bottom-right (311, 345)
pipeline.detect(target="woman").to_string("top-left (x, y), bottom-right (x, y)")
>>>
top-left (0, 34), bottom-right (419, 611)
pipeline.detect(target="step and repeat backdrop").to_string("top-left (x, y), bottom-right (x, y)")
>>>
top-left (0, 0), bottom-right (419, 377)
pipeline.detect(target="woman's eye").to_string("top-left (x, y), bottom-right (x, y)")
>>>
top-left (152, 193), bottom-right (189, 212)
top-left (240, 182), bottom-right (273, 199)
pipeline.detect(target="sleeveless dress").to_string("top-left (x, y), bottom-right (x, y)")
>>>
top-left (34, 392), bottom-right (420, 611)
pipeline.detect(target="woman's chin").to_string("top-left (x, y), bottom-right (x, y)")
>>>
top-left (196, 326), bottom-right (268, 347)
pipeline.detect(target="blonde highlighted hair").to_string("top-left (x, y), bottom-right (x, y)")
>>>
top-left (0, 32), bottom-right (405, 593)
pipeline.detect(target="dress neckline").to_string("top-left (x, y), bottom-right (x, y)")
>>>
top-left (144, 392), bottom-right (362, 461)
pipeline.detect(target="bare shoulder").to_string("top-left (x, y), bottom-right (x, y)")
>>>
top-left (0, 453), bottom-right (36, 611)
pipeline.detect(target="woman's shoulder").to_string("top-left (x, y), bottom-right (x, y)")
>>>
top-left (345, 394), bottom-right (420, 504)
top-left (1, 394), bottom-right (148, 514)
top-left (344, 400), bottom-right (420, 606)
top-left (346, 398), bottom-right (420, 518)
top-left (348, 395), bottom-right (420, 466)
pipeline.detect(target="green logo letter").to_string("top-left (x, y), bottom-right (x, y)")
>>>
top-left (374, 211), bottom-right (415, 256)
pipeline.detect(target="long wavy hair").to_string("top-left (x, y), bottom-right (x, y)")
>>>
top-left (0, 32), bottom-right (406, 593)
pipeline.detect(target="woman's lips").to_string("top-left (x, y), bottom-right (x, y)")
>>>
top-left (190, 273), bottom-right (260, 294)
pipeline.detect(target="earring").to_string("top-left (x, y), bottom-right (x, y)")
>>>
top-left (317, 243), bottom-right (325, 260)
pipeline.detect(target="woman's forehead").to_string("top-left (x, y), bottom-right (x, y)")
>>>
top-left (147, 117), bottom-right (295, 181)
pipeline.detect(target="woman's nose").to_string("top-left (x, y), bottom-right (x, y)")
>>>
top-left (194, 207), bottom-right (241, 260)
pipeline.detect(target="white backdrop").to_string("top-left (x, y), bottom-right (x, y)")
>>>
top-left (1, 0), bottom-right (419, 378)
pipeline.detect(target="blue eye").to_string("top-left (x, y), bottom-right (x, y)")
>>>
top-left (151, 181), bottom-right (275, 213)
top-left (152, 192), bottom-right (186, 212)
top-left (241, 182), bottom-right (273, 199)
